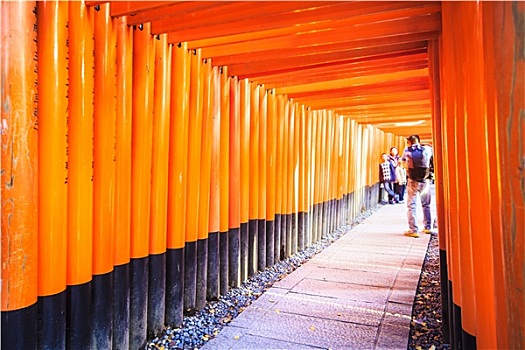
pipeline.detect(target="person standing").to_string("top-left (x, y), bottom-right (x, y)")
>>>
top-left (395, 158), bottom-right (407, 203)
top-left (403, 135), bottom-right (433, 238)
top-left (379, 153), bottom-right (399, 204)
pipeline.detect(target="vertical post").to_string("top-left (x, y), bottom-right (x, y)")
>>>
top-left (207, 67), bottom-right (221, 300)
top-left (196, 58), bottom-right (213, 310)
top-left (37, 2), bottom-right (69, 348)
top-left (92, 3), bottom-right (116, 348)
top-left (148, 33), bottom-right (171, 337)
top-left (258, 87), bottom-right (267, 269)
top-left (248, 82), bottom-right (259, 275)
top-left (219, 66), bottom-right (230, 295)
top-left (229, 77), bottom-right (241, 287)
top-left (113, 14), bottom-right (133, 350)
top-left (274, 95), bottom-right (285, 262)
top-left (166, 42), bottom-right (190, 327)
top-left (266, 89), bottom-right (277, 266)
top-left (1, 2), bottom-right (38, 348)
top-left (130, 21), bottom-right (154, 350)
top-left (239, 79), bottom-right (251, 280)
top-left (67, 3), bottom-right (94, 349)
top-left (184, 48), bottom-right (203, 313)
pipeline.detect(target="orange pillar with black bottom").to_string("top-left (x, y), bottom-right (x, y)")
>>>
top-left (281, 99), bottom-right (290, 258)
top-left (1, 2), bottom-right (38, 348)
top-left (37, 2), bottom-right (69, 348)
top-left (239, 79), bottom-right (251, 280)
top-left (166, 42), bottom-right (190, 327)
top-left (266, 89), bottom-right (277, 266)
top-left (248, 82), bottom-right (260, 276)
top-left (113, 14), bottom-right (133, 350)
top-left (130, 21), bottom-right (154, 350)
top-left (274, 95), bottom-right (285, 263)
top-left (92, 3), bottom-right (117, 348)
top-left (440, 19), bottom-right (465, 349)
top-left (184, 48), bottom-right (203, 312)
top-left (297, 106), bottom-right (307, 252)
top-left (258, 87), bottom-right (267, 270)
top-left (229, 77), bottom-right (241, 287)
top-left (311, 111), bottom-right (321, 244)
top-left (219, 66), bottom-right (230, 295)
top-left (147, 33), bottom-right (171, 337)
top-left (291, 103), bottom-right (300, 255)
top-left (196, 58), bottom-right (213, 310)
top-left (207, 66), bottom-right (221, 300)
top-left (428, 38), bottom-right (450, 343)
top-left (67, 3), bottom-right (94, 348)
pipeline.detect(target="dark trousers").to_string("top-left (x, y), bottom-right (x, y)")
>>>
top-left (394, 183), bottom-right (406, 201)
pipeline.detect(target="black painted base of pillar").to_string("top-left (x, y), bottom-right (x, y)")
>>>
top-left (92, 272), bottom-right (113, 349)
top-left (266, 220), bottom-right (275, 267)
top-left (229, 228), bottom-right (240, 288)
top-left (1, 303), bottom-right (37, 349)
top-left (274, 215), bottom-right (281, 263)
top-left (67, 281), bottom-right (92, 350)
top-left (196, 239), bottom-right (208, 310)
top-left (130, 257), bottom-right (148, 350)
top-left (257, 219), bottom-right (266, 271)
top-left (219, 231), bottom-right (229, 295)
top-left (166, 248), bottom-right (184, 327)
top-left (184, 242), bottom-right (197, 313)
top-left (240, 222), bottom-right (249, 281)
top-left (206, 233), bottom-right (219, 300)
top-left (113, 263), bottom-right (130, 350)
top-left (248, 220), bottom-right (258, 277)
top-left (148, 253), bottom-right (166, 337)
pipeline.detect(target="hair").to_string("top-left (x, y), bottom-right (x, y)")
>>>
top-left (406, 135), bottom-right (420, 144)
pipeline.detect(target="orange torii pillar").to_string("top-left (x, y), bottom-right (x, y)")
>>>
top-left (1, 2), bottom-right (38, 348)
top-left (266, 89), bottom-right (277, 266)
top-left (239, 79), bottom-right (251, 279)
top-left (184, 48), bottom-right (203, 313)
top-left (312, 110), bottom-right (322, 244)
top-left (303, 107), bottom-right (313, 248)
top-left (207, 66), bottom-right (221, 300)
top-left (196, 58), bottom-right (213, 310)
top-left (130, 21), bottom-right (155, 350)
top-left (148, 33), bottom-right (171, 337)
top-left (92, 3), bottom-right (117, 348)
top-left (229, 76), bottom-right (241, 288)
top-left (113, 14), bottom-right (133, 350)
top-left (273, 95), bottom-right (286, 263)
top-left (483, 3), bottom-right (523, 348)
top-left (258, 86), bottom-right (268, 270)
top-left (37, 2), bottom-right (68, 348)
top-left (68, 3), bottom-right (95, 349)
top-left (297, 106), bottom-right (307, 251)
top-left (166, 42), bottom-right (190, 327)
top-left (291, 103), bottom-right (300, 255)
top-left (281, 99), bottom-right (291, 258)
top-left (248, 82), bottom-right (260, 275)
top-left (428, 38), bottom-right (450, 343)
top-left (219, 66), bottom-right (230, 295)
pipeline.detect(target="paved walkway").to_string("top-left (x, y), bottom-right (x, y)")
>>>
top-left (203, 191), bottom-right (436, 350)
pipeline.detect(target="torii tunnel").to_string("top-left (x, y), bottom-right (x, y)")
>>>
top-left (1, 1), bottom-right (523, 349)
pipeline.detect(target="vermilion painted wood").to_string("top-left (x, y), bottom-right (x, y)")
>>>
top-left (1, 0), bottom-right (38, 311)
top-left (171, 2), bottom-right (440, 46)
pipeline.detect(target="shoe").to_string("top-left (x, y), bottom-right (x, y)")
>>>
top-left (398, 201), bottom-right (404, 204)
top-left (404, 230), bottom-right (419, 238)
top-left (422, 228), bottom-right (432, 235)
top-left (389, 201), bottom-right (395, 205)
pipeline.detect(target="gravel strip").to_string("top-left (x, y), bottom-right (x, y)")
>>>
top-left (145, 208), bottom-right (376, 350)
top-left (146, 207), bottom-right (450, 350)
top-left (408, 231), bottom-right (451, 350)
